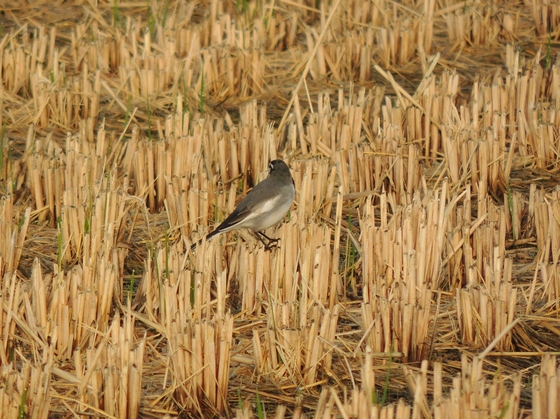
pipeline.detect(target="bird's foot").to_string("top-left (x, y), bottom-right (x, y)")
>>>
top-left (255, 231), bottom-right (280, 251)
top-left (263, 238), bottom-right (280, 251)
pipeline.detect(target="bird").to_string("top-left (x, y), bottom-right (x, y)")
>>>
top-left (190, 159), bottom-right (295, 251)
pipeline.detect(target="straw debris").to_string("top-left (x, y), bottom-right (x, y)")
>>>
top-left (2, 0), bottom-right (560, 417)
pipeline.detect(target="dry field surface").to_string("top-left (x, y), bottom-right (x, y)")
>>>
top-left (2, 0), bottom-right (560, 417)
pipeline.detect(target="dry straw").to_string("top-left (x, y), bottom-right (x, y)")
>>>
top-left (2, 0), bottom-right (560, 417)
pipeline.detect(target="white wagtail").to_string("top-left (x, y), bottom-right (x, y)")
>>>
top-left (190, 159), bottom-right (295, 251)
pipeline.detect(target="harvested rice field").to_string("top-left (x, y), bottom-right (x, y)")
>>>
top-left (2, 0), bottom-right (560, 417)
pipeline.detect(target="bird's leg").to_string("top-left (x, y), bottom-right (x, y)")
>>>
top-left (258, 231), bottom-right (279, 245)
top-left (253, 231), bottom-right (271, 250)
top-left (254, 231), bottom-right (280, 251)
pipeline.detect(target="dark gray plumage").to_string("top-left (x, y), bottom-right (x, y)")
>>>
top-left (190, 159), bottom-right (295, 251)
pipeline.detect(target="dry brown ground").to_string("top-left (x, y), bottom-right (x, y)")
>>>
top-left (1, 0), bottom-right (560, 417)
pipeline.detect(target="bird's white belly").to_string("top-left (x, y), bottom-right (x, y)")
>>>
top-left (243, 197), bottom-right (293, 231)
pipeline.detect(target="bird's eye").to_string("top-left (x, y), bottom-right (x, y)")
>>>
top-left (269, 162), bottom-right (274, 171)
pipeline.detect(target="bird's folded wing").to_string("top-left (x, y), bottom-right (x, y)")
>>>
top-left (223, 193), bottom-right (283, 227)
